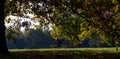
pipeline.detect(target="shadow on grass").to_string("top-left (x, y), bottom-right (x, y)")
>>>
top-left (1, 52), bottom-right (120, 59)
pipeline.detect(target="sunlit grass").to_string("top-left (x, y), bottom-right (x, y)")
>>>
top-left (0, 47), bottom-right (118, 59)
top-left (9, 47), bottom-right (120, 54)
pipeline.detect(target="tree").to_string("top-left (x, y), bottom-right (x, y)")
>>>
top-left (4, 0), bottom-right (55, 55)
top-left (0, 0), bottom-right (9, 55)
top-left (4, 0), bottom-right (120, 48)
top-left (7, 29), bottom-right (54, 49)
top-left (49, 0), bottom-right (120, 46)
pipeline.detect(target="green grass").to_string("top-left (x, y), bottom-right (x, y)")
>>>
top-left (2, 48), bottom-right (120, 59)
top-left (9, 47), bottom-right (120, 53)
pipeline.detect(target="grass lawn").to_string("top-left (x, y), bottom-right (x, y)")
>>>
top-left (1, 47), bottom-right (120, 59)
top-left (10, 47), bottom-right (120, 53)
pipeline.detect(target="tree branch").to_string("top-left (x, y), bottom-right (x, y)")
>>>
top-left (57, 0), bottom-right (107, 32)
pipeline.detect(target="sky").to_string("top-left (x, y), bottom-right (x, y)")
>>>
top-left (5, 14), bottom-right (53, 32)
top-left (5, 1), bottom-right (53, 33)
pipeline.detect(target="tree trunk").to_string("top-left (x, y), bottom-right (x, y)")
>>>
top-left (0, 1), bottom-right (10, 55)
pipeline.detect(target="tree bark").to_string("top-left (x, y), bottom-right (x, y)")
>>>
top-left (0, 1), bottom-right (10, 55)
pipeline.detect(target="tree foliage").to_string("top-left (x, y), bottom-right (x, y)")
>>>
top-left (51, 0), bottom-right (120, 46)
top-left (4, 0), bottom-right (120, 46)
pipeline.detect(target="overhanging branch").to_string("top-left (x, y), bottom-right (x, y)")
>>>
top-left (57, 0), bottom-right (107, 32)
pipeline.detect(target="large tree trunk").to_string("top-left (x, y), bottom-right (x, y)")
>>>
top-left (0, 1), bottom-right (10, 55)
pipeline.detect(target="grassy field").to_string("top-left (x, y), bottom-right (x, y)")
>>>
top-left (1, 48), bottom-right (120, 59)
top-left (9, 47), bottom-right (120, 53)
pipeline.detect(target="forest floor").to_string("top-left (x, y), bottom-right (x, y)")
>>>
top-left (1, 48), bottom-right (120, 59)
